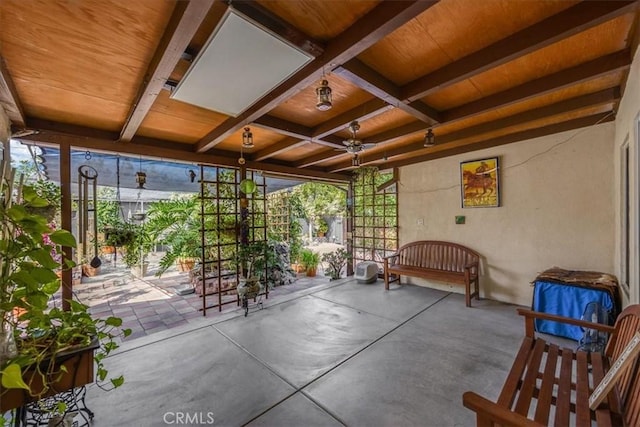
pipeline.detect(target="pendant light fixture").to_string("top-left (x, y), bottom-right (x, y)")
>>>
top-left (135, 156), bottom-right (146, 189)
top-left (424, 128), bottom-right (435, 148)
top-left (242, 126), bottom-right (254, 149)
top-left (315, 70), bottom-right (332, 111)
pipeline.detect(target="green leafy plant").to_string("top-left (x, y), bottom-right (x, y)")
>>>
top-left (300, 249), bottom-right (320, 270)
top-left (122, 224), bottom-right (153, 269)
top-left (145, 196), bottom-right (201, 276)
top-left (0, 178), bottom-right (130, 417)
top-left (322, 248), bottom-right (352, 280)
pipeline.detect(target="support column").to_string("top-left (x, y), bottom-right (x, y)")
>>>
top-left (60, 143), bottom-right (73, 310)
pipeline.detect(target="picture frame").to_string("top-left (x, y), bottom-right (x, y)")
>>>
top-left (460, 157), bottom-right (500, 208)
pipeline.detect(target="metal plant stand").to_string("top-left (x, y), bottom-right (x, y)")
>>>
top-left (13, 386), bottom-right (93, 427)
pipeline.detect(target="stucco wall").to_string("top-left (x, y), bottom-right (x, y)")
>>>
top-left (613, 47), bottom-right (640, 306)
top-left (398, 122), bottom-right (615, 307)
top-left (0, 107), bottom-right (9, 143)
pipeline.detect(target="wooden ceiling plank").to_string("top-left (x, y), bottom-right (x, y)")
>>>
top-left (294, 148), bottom-right (347, 168)
top-left (403, 0), bottom-right (638, 101)
top-left (251, 137), bottom-right (307, 161)
top-left (327, 87), bottom-right (621, 172)
top-left (0, 56), bottom-right (26, 128)
top-left (21, 122), bottom-right (349, 183)
top-left (119, 0), bottom-right (216, 142)
top-left (230, 1), bottom-right (324, 57)
top-left (380, 113), bottom-right (615, 170)
top-left (312, 98), bottom-right (391, 139)
top-left (253, 115), bottom-right (345, 148)
top-left (444, 49), bottom-right (631, 123)
top-left (334, 59), bottom-right (441, 123)
top-left (195, 0), bottom-right (439, 152)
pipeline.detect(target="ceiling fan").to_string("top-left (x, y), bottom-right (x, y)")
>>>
top-left (340, 121), bottom-right (376, 166)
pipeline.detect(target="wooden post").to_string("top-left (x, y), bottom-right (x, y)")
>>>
top-left (60, 143), bottom-right (73, 311)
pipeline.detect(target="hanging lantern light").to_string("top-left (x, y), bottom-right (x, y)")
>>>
top-left (316, 79), bottom-right (333, 111)
top-left (352, 154), bottom-right (360, 167)
top-left (424, 128), bottom-right (435, 148)
top-left (242, 126), bottom-right (254, 149)
top-left (135, 156), bottom-right (146, 189)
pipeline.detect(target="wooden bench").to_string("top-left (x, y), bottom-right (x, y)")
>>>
top-left (463, 304), bottom-right (640, 426)
top-left (383, 240), bottom-right (480, 307)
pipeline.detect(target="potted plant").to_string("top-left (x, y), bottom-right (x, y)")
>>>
top-left (0, 177), bottom-right (130, 418)
top-left (122, 224), bottom-right (153, 278)
top-left (300, 249), bottom-right (320, 277)
top-left (322, 248), bottom-right (352, 280)
top-left (315, 218), bottom-right (329, 237)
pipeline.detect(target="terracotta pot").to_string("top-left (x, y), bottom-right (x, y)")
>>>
top-left (101, 245), bottom-right (115, 255)
top-left (306, 267), bottom-right (317, 277)
top-left (177, 259), bottom-right (196, 272)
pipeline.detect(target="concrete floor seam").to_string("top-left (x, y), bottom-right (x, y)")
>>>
top-left (308, 293), bottom-right (411, 323)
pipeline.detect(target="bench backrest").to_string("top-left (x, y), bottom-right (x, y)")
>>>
top-left (605, 304), bottom-right (640, 425)
top-left (395, 240), bottom-right (479, 273)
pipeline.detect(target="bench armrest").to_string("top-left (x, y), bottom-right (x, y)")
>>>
top-left (383, 253), bottom-right (398, 260)
top-left (517, 308), bottom-right (616, 338)
top-left (462, 392), bottom-right (543, 427)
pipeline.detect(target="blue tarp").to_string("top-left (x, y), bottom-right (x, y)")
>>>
top-left (533, 280), bottom-right (615, 341)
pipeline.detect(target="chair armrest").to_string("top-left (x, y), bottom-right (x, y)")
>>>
top-left (517, 308), bottom-right (615, 338)
top-left (462, 392), bottom-right (543, 427)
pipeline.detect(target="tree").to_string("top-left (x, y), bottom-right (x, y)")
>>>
top-left (290, 183), bottom-right (346, 241)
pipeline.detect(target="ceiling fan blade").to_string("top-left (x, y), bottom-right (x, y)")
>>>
top-left (362, 143), bottom-right (377, 149)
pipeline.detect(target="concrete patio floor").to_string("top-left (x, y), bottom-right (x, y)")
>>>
top-left (85, 279), bottom-right (535, 426)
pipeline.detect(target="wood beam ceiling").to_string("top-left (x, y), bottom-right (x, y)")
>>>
top-left (333, 59), bottom-right (441, 124)
top-left (194, 0), bottom-right (439, 153)
top-left (251, 137), bottom-right (306, 161)
top-left (380, 112), bottom-right (615, 170)
top-left (21, 118), bottom-right (350, 183)
top-left (327, 87), bottom-right (621, 172)
top-left (311, 50), bottom-right (630, 169)
top-left (0, 56), bottom-right (25, 129)
top-left (311, 98), bottom-right (392, 139)
top-left (403, 0), bottom-right (638, 101)
top-left (253, 115), bottom-right (344, 148)
top-left (119, 0), bottom-right (216, 142)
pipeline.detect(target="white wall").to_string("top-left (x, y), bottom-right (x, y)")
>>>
top-left (398, 122), bottom-right (615, 307)
top-left (613, 46), bottom-right (640, 306)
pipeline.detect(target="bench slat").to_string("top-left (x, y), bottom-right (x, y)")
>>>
top-left (576, 351), bottom-right (591, 426)
top-left (514, 339), bottom-right (547, 416)
top-left (534, 342), bottom-right (559, 424)
top-left (498, 337), bottom-right (535, 407)
top-left (591, 353), bottom-right (613, 427)
top-left (555, 348), bottom-right (574, 427)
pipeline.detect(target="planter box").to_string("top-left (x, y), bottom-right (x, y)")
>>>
top-left (0, 340), bottom-right (98, 412)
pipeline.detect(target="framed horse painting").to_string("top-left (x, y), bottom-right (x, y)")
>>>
top-left (460, 157), bottom-right (500, 208)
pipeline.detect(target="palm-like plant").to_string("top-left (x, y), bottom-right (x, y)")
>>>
top-left (146, 196), bottom-right (201, 276)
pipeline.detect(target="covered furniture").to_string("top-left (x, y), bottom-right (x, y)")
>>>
top-left (463, 304), bottom-right (640, 426)
top-left (532, 268), bottom-right (621, 340)
top-left (383, 240), bottom-right (480, 307)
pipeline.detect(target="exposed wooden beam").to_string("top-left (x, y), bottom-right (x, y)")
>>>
top-left (402, 0), bottom-right (638, 101)
top-left (251, 137), bottom-right (306, 161)
top-left (327, 87), bottom-right (621, 172)
top-left (195, 0), bottom-right (439, 152)
top-left (334, 59), bottom-right (440, 123)
top-left (444, 49), bottom-right (630, 123)
top-left (21, 120), bottom-right (349, 182)
top-left (294, 148), bottom-right (346, 168)
top-left (380, 113), bottom-right (615, 170)
top-left (312, 98), bottom-right (391, 139)
top-left (119, 0), bottom-right (216, 142)
top-left (0, 56), bottom-right (26, 128)
top-left (367, 121), bottom-right (427, 144)
top-left (229, 1), bottom-right (324, 57)
top-left (253, 115), bottom-right (343, 148)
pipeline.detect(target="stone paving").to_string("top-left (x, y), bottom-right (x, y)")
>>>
top-left (71, 253), bottom-right (330, 342)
